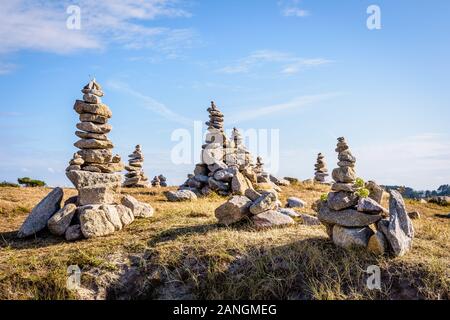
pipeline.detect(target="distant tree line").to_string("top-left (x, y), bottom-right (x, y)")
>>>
top-left (0, 177), bottom-right (47, 188)
top-left (383, 184), bottom-right (450, 199)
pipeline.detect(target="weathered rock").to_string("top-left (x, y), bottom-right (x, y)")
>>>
top-left (74, 100), bottom-right (112, 118)
top-left (66, 170), bottom-right (121, 191)
top-left (332, 225), bottom-right (373, 249)
top-left (367, 231), bottom-right (388, 255)
top-left (286, 197), bottom-right (306, 208)
top-left (357, 197), bottom-right (388, 214)
top-left (79, 113), bottom-right (107, 124)
top-left (166, 190), bottom-right (197, 202)
top-left (194, 164), bottom-right (208, 176)
top-left (121, 195), bottom-right (154, 218)
top-left (365, 181), bottom-right (384, 204)
top-left (208, 177), bottom-right (228, 191)
top-left (215, 195), bottom-right (252, 226)
top-left (77, 149), bottom-right (112, 163)
top-left (78, 186), bottom-right (115, 206)
top-left (231, 171), bottom-right (253, 195)
top-left (75, 131), bottom-right (108, 141)
top-left (47, 203), bottom-right (77, 236)
top-left (74, 139), bottom-right (113, 149)
top-left (378, 190), bottom-right (414, 257)
top-left (279, 208), bottom-right (300, 218)
top-left (249, 192), bottom-right (278, 215)
top-left (17, 188), bottom-right (63, 238)
top-left (408, 211), bottom-right (421, 220)
top-left (269, 175), bottom-right (290, 186)
top-left (244, 188), bottom-right (262, 201)
top-left (251, 210), bottom-right (294, 229)
top-left (298, 213), bottom-right (321, 226)
top-left (331, 183), bottom-right (356, 192)
top-left (332, 167), bottom-right (356, 183)
top-left (65, 225), bottom-right (83, 241)
top-left (214, 169), bottom-right (234, 182)
top-left (327, 191), bottom-right (358, 211)
top-left (116, 205), bottom-right (135, 226)
top-left (194, 174), bottom-right (209, 184)
top-left (79, 205), bottom-right (117, 238)
top-left (318, 206), bottom-right (382, 227)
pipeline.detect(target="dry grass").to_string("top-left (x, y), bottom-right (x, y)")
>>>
top-left (0, 185), bottom-right (448, 300)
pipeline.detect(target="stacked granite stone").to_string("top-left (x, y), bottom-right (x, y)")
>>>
top-left (17, 80), bottom-right (155, 241)
top-left (317, 137), bottom-right (414, 256)
top-left (123, 145), bottom-right (149, 188)
top-left (151, 176), bottom-right (161, 188)
top-left (67, 79), bottom-right (124, 174)
top-left (159, 175), bottom-right (168, 187)
top-left (169, 102), bottom-right (275, 201)
top-left (314, 153), bottom-right (328, 183)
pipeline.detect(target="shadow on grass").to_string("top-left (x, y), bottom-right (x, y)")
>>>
top-left (0, 229), bottom-right (65, 250)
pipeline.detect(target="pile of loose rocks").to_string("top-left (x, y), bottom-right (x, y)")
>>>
top-left (17, 80), bottom-right (154, 241)
top-left (317, 137), bottom-right (414, 256)
top-left (314, 153), bottom-right (328, 183)
top-left (215, 189), bottom-right (320, 228)
top-left (167, 101), bottom-right (281, 201)
top-left (123, 145), bottom-right (150, 188)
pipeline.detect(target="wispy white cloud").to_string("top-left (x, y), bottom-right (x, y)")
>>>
top-left (278, 0), bottom-right (310, 18)
top-left (228, 92), bottom-right (341, 123)
top-left (0, 0), bottom-right (196, 57)
top-left (106, 79), bottom-right (194, 126)
top-left (217, 50), bottom-right (332, 75)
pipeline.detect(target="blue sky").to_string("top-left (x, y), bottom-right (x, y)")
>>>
top-left (0, 0), bottom-right (449, 190)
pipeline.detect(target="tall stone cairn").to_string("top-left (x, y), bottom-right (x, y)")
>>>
top-left (67, 79), bottom-right (124, 174)
top-left (172, 101), bottom-right (277, 201)
top-left (317, 137), bottom-right (413, 256)
top-left (123, 145), bottom-right (149, 188)
top-left (60, 79), bottom-right (154, 240)
top-left (314, 153), bottom-right (328, 183)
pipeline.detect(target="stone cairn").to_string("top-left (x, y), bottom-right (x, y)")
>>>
top-left (159, 175), bottom-right (168, 187)
top-left (314, 153), bottom-right (328, 183)
top-left (151, 176), bottom-right (161, 188)
top-left (317, 137), bottom-right (414, 256)
top-left (17, 80), bottom-right (154, 241)
top-left (168, 101), bottom-right (284, 202)
top-left (123, 145), bottom-right (149, 188)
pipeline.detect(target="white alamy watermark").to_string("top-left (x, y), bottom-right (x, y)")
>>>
top-left (367, 5), bottom-right (382, 30)
top-left (66, 265), bottom-right (81, 290)
top-left (170, 121), bottom-right (280, 174)
top-left (366, 265), bottom-right (381, 290)
top-left (66, 5), bottom-right (81, 30)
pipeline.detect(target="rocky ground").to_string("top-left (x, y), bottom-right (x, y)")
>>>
top-left (0, 184), bottom-right (449, 300)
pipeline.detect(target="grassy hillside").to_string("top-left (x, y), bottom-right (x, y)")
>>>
top-left (0, 184), bottom-right (448, 300)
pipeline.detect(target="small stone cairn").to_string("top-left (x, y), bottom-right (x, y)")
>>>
top-left (168, 101), bottom-right (281, 201)
top-left (317, 137), bottom-right (414, 256)
top-left (123, 145), bottom-right (149, 188)
top-left (159, 175), bottom-right (168, 187)
top-left (17, 80), bottom-right (154, 241)
top-left (151, 176), bottom-right (161, 188)
top-left (314, 153), bottom-right (328, 183)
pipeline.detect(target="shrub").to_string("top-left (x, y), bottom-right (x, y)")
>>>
top-left (320, 193), bottom-right (328, 202)
top-left (356, 188), bottom-right (370, 198)
top-left (355, 177), bottom-right (365, 188)
top-left (17, 177), bottom-right (46, 188)
top-left (0, 181), bottom-right (19, 187)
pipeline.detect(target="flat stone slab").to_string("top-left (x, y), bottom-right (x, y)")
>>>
top-left (318, 206), bottom-right (382, 227)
